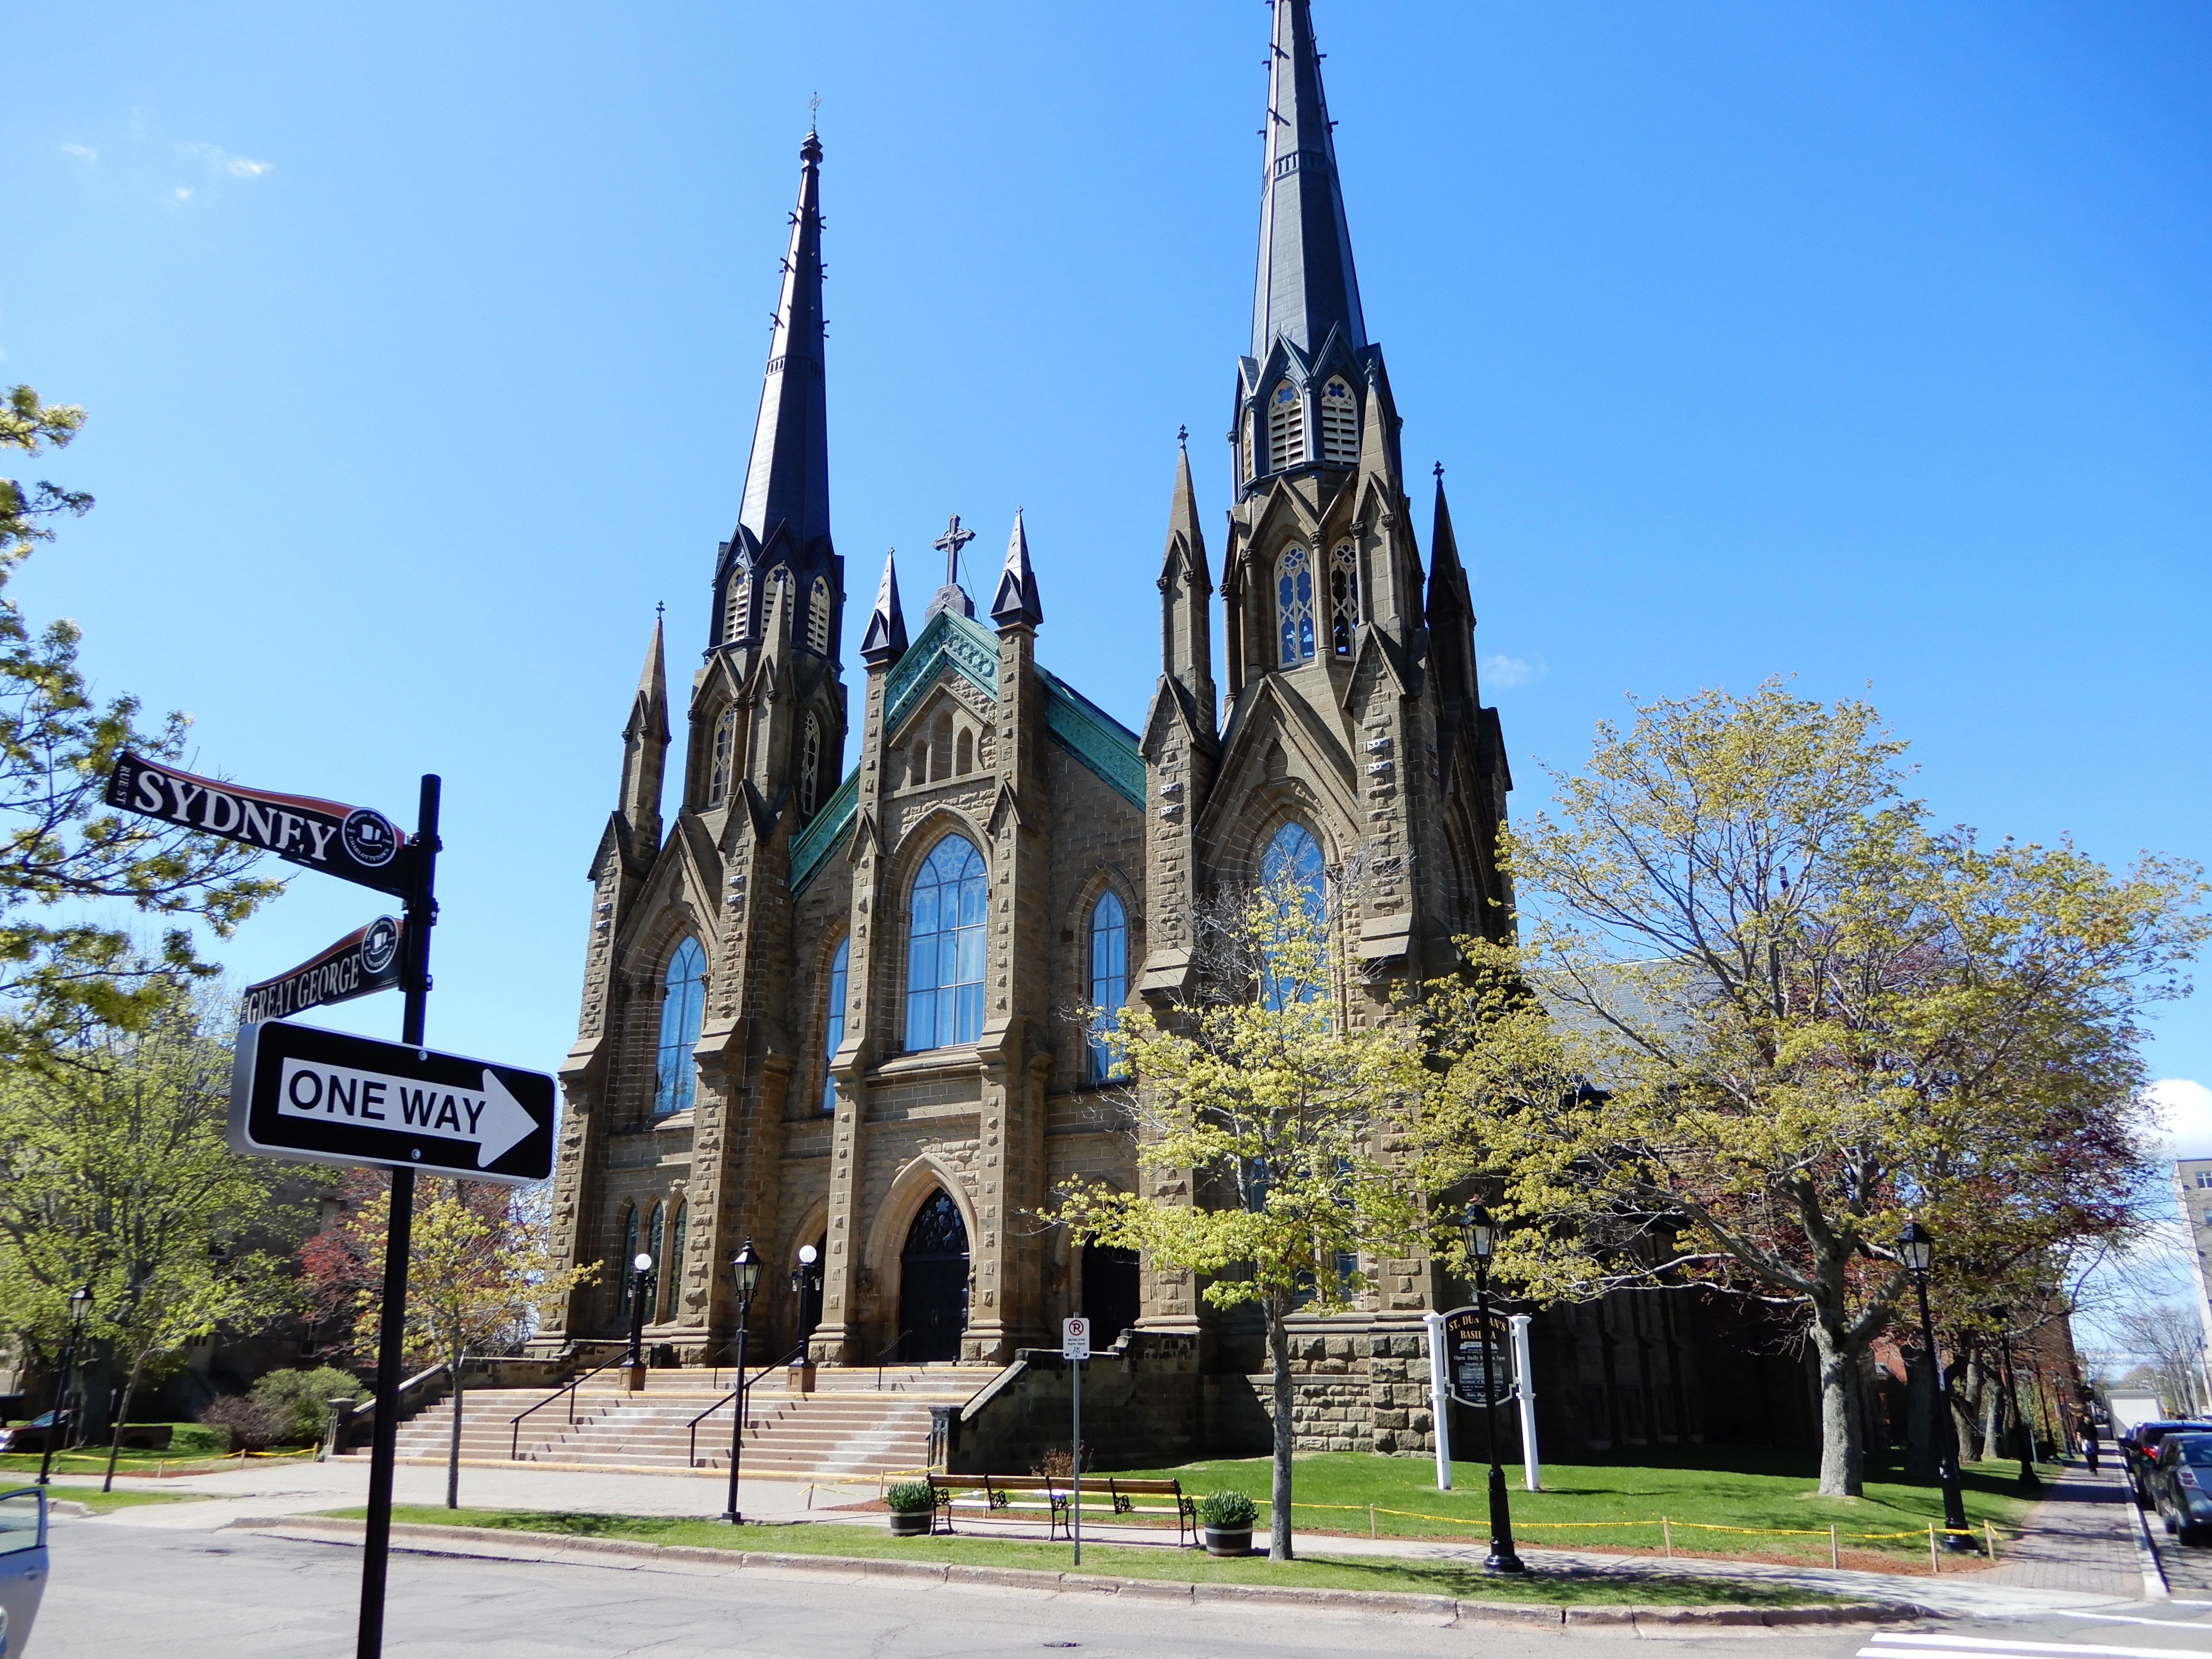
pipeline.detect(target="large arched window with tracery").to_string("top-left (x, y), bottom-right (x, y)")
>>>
top-left (799, 714), bottom-right (822, 819)
top-left (821, 935), bottom-right (849, 1113)
top-left (654, 937), bottom-right (707, 1117)
top-left (1260, 822), bottom-right (1326, 1010)
top-left (1276, 547), bottom-right (1316, 666)
top-left (1086, 889), bottom-right (1127, 1083)
top-left (905, 835), bottom-right (987, 1051)
top-left (708, 708), bottom-right (736, 808)
top-left (1329, 543), bottom-right (1359, 656)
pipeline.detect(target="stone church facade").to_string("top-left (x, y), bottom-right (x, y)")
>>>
top-left (538, 0), bottom-right (1781, 1463)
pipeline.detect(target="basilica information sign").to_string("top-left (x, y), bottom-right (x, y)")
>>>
top-left (230, 1019), bottom-right (554, 1185)
top-left (1443, 1307), bottom-right (1514, 1407)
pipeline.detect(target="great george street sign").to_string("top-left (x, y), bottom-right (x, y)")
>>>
top-left (106, 751), bottom-right (413, 897)
top-left (231, 1019), bottom-right (554, 1185)
top-left (239, 916), bottom-right (403, 1025)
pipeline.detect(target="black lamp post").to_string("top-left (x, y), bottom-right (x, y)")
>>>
top-left (791, 1244), bottom-right (822, 1340)
top-left (1898, 1221), bottom-right (1978, 1551)
top-left (1461, 1205), bottom-right (1524, 1575)
top-left (722, 1238), bottom-right (760, 1525)
top-left (625, 1251), bottom-right (655, 1374)
top-left (36, 1284), bottom-right (93, 1487)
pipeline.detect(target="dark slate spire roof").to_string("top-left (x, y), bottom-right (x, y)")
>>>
top-left (737, 131), bottom-right (830, 556)
top-left (989, 508), bottom-right (1043, 629)
top-left (1252, 0), bottom-right (1366, 361)
top-left (861, 549), bottom-right (908, 664)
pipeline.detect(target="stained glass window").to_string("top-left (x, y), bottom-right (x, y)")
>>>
top-left (822, 936), bottom-right (849, 1113)
top-left (654, 938), bottom-right (707, 1117)
top-left (905, 836), bottom-right (987, 1051)
top-left (1277, 547), bottom-right (1316, 665)
top-left (1086, 891), bottom-right (1127, 1083)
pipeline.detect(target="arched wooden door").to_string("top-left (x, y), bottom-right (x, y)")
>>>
top-left (899, 1190), bottom-right (970, 1362)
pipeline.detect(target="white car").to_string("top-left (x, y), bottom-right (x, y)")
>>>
top-left (0, 1487), bottom-right (47, 1658)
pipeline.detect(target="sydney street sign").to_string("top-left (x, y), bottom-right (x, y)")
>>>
top-left (106, 751), bottom-right (414, 897)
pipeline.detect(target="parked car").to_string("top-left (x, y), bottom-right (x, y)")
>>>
top-left (2152, 1432), bottom-right (2212, 1543)
top-left (2121, 1420), bottom-right (2212, 1506)
top-left (0, 1418), bottom-right (64, 1458)
top-left (0, 1486), bottom-right (47, 1658)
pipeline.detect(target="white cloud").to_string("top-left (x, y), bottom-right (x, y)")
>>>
top-left (60, 143), bottom-right (96, 165)
top-left (1482, 653), bottom-right (1546, 691)
top-left (2150, 1078), bottom-right (2212, 1158)
top-left (174, 140), bottom-right (272, 179)
top-left (171, 186), bottom-right (192, 202)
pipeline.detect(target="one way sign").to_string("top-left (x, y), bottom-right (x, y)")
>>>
top-left (231, 1020), bottom-right (554, 1185)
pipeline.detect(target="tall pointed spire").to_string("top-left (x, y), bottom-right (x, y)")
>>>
top-left (861, 550), bottom-right (908, 664)
top-left (618, 614), bottom-right (671, 850)
top-left (989, 508), bottom-right (1043, 629)
top-left (1252, 0), bottom-right (1366, 361)
top-left (737, 130), bottom-right (830, 558)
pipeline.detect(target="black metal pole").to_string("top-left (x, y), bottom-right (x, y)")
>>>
top-left (34, 1318), bottom-right (82, 1487)
top-left (2000, 1337), bottom-right (2040, 1491)
top-left (1913, 1272), bottom-right (1977, 1551)
top-left (722, 1295), bottom-right (752, 1523)
top-left (1475, 1260), bottom-right (1524, 1573)
top-left (626, 1266), bottom-right (651, 1369)
top-left (358, 775), bottom-right (439, 1659)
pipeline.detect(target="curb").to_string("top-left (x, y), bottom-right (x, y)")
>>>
top-left (2128, 1493), bottom-right (2172, 1601)
top-left (225, 1514), bottom-right (1931, 1628)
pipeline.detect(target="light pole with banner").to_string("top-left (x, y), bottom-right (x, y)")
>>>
top-left (1458, 1205), bottom-right (1524, 1574)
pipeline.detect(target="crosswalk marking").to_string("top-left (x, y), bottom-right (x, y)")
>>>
top-left (1863, 1637), bottom-right (2212, 1659)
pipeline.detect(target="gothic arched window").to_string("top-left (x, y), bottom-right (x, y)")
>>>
top-left (799, 714), bottom-right (822, 819)
top-left (708, 707), bottom-right (736, 808)
top-left (1330, 542), bottom-right (1360, 656)
top-left (1276, 547), bottom-right (1316, 666)
top-left (1086, 889), bottom-right (1127, 1084)
top-left (1260, 822), bottom-right (1327, 1011)
top-left (662, 1201), bottom-right (686, 1321)
top-left (654, 937), bottom-right (707, 1117)
top-left (723, 571), bottom-right (750, 644)
top-left (1266, 380), bottom-right (1304, 472)
top-left (808, 576), bottom-right (832, 654)
top-left (905, 835), bottom-right (987, 1051)
top-left (1321, 377), bottom-right (1358, 466)
top-left (821, 935), bottom-right (849, 1114)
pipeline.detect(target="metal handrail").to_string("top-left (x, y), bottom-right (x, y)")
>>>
top-left (686, 1338), bottom-right (809, 1467)
top-left (508, 1352), bottom-right (634, 1461)
top-left (875, 1330), bottom-right (915, 1391)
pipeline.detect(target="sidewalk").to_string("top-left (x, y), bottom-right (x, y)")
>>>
top-left (1978, 1452), bottom-right (2148, 1599)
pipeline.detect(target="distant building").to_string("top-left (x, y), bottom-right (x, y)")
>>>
top-left (2172, 1158), bottom-right (2212, 1406)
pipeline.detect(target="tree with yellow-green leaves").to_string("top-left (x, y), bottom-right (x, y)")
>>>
top-left (1051, 858), bottom-right (1431, 1561)
top-left (306, 1173), bottom-right (594, 1507)
top-left (1420, 680), bottom-right (2206, 1497)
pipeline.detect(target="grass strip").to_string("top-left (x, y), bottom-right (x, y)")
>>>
top-left (34, 1485), bottom-right (203, 1514)
top-left (326, 1505), bottom-right (1845, 1606)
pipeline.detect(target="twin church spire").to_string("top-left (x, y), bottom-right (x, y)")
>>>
top-left (1252, 0), bottom-right (1367, 361)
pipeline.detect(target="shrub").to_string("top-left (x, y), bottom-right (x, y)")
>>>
top-left (250, 1366), bottom-right (368, 1445)
top-left (1029, 1443), bottom-right (1088, 1481)
top-left (1195, 1489), bottom-right (1256, 1528)
top-left (197, 1394), bottom-right (293, 1454)
top-left (884, 1481), bottom-right (935, 1514)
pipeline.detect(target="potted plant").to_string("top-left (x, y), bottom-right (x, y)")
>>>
top-left (1195, 1489), bottom-right (1256, 1556)
top-left (885, 1480), bottom-right (936, 1537)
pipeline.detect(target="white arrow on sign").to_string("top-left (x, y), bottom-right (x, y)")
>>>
top-left (275, 1056), bottom-right (538, 1168)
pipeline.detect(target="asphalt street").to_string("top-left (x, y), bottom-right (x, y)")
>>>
top-left (28, 1516), bottom-right (2212, 1659)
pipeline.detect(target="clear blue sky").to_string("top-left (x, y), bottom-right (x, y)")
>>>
top-left (4, 3), bottom-right (2206, 1104)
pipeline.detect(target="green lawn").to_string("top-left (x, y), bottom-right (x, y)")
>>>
top-left (1094, 1447), bottom-right (2058, 1564)
top-left (35, 1485), bottom-right (205, 1514)
top-left (335, 1505), bottom-right (1845, 1606)
top-left (0, 1422), bottom-right (315, 1477)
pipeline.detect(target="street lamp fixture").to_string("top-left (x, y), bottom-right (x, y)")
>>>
top-left (626, 1252), bottom-right (656, 1378)
top-left (37, 1285), bottom-right (94, 1487)
top-left (722, 1238), bottom-right (760, 1525)
top-left (791, 1244), bottom-right (823, 1342)
top-left (1897, 1221), bottom-right (1978, 1552)
top-left (1459, 1205), bottom-right (1524, 1575)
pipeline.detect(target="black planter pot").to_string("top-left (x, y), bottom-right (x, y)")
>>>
top-left (1202, 1525), bottom-right (1252, 1557)
top-left (888, 1509), bottom-right (933, 1537)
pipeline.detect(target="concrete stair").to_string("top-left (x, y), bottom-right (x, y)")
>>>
top-left (375, 1365), bottom-right (992, 1478)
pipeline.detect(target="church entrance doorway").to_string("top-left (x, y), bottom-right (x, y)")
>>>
top-left (899, 1190), bottom-right (969, 1362)
top-left (1082, 1243), bottom-right (1141, 1349)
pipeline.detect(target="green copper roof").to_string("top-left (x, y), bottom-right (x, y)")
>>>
top-left (792, 614), bottom-right (1143, 896)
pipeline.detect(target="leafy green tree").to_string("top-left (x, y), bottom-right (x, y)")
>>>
top-left (1051, 869), bottom-right (1430, 1560)
top-left (0, 978), bottom-right (299, 1451)
top-left (0, 385), bottom-right (280, 1059)
top-left (1422, 681), bottom-right (2205, 1495)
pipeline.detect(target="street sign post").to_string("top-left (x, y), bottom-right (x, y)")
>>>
top-left (229, 1019), bottom-right (554, 1185)
top-left (108, 756), bottom-right (440, 1659)
top-left (239, 917), bottom-right (403, 1025)
top-left (1062, 1317), bottom-right (1090, 1564)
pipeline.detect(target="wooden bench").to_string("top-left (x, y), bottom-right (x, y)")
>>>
top-left (923, 1474), bottom-right (1195, 1545)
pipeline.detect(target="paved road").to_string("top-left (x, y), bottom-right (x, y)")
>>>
top-left (28, 1514), bottom-right (2212, 1659)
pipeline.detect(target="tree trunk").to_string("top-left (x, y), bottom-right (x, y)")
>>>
top-left (1809, 1318), bottom-right (1863, 1496)
top-left (1267, 1306), bottom-right (1294, 1562)
top-left (1980, 1366), bottom-right (2002, 1472)
top-left (1953, 1356), bottom-right (1982, 1462)
top-left (1902, 1343), bottom-right (1937, 1481)
top-left (101, 1349), bottom-right (150, 1495)
top-left (446, 1356), bottom-right (465, 1510)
